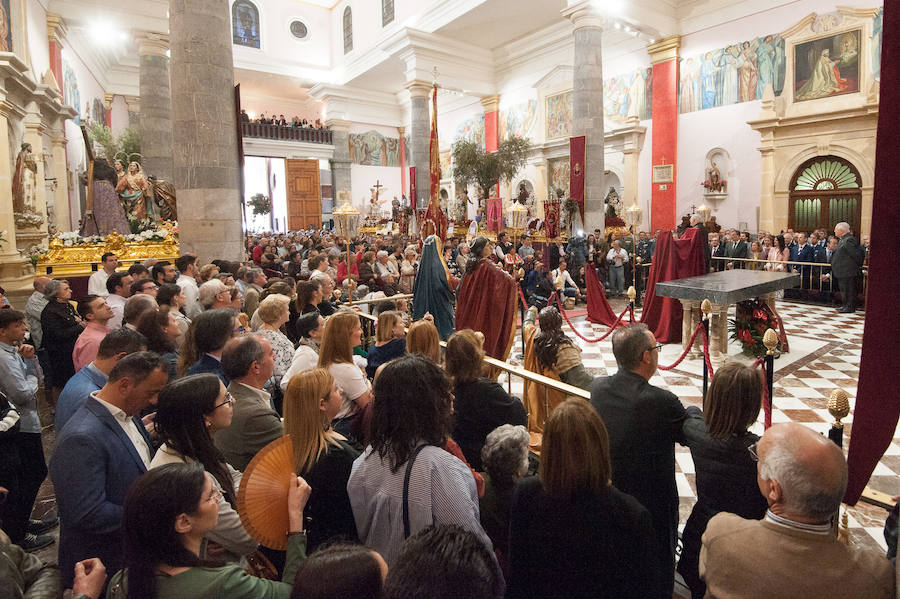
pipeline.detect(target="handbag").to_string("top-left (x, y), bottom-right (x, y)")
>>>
top-left (402, 445), bottom-right (429, 539)
top-left (0, 390), bottom-right (20, 437)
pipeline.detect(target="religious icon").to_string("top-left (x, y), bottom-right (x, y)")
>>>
top-left (12, 143), bottom-right (37, 213)
top-left (794, 29), bottom-right (860, 102)
top-left (232, 0), bottom-right (261, 49)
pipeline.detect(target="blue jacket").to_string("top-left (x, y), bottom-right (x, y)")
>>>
top-left (49, 397), bottom-right (155, 587)
top-left (55, 363), bottom-right (107, 431)
top-left (187, 353), bottom-right (230, 385)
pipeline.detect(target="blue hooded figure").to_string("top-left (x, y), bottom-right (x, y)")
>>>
top-left (412, 235), bottom-right (456, 340)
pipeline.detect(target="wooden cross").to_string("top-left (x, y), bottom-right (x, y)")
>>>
top-left (373, 180), bottom-right (383, 203)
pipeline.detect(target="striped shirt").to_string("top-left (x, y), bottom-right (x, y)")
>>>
top-left (347, 444), bottom-right (492, 567)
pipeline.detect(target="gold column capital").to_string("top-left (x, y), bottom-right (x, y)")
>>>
top-left (46, 13), bottom-right (67, 43)
top-left (647, 35), bottom-right (681, 65)
top-left (104, 93), bottom-right (114, 110)
top-left (134, 30), bottom-right (169, 57)
top-left (480, 94), bottom-right (500, 113)
top-left (397, 126), bottom-right (405, 136)
top-left (404, 79), bottom-right (432, 99)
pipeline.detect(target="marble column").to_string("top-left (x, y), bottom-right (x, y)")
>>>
top-left (398, 126), bottom-right (407, 197)
top-left (328, 118), bottom-right (351, 210)
top-left (22, 105), bottom-right (48, 239)
top-left (50, 122), bottom-right (70, 232)
top-left (136, 31), bottom-right (173, 182)
top-left (104, 92), bottom-right (113, 127)
top-left (0, 99), bottom-right (18, 256)
top-left (124, 96), bottom-right (140, 127)
top-left (169, 0), bottom-right (243, 262)
top-left (406, 80), bottom-right (430, 209)
top-left (563, 2), bottom-right (605, 232)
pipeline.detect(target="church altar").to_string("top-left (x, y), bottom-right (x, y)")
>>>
top-left (36, 230), bottom-right (179, 277)
top-left (655, 270), bottom-right (799, 365)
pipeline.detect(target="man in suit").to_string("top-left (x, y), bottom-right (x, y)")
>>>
top-left (590, 324), bottom-right (687, 597)
top-left (215, 335), bottom-right (282, 471)
top-left (709, 233), bottom-right (727, 272)
top-left (725, 230), bottom-right (748, 269)
top-left (186, 308), bottom-right (237, 384)
top-left (831, 222), bottom-right (865, 313)
top-left (49, 352), bottom-right (169, 587)
top-left (700, 423), bottom-right (893, 598)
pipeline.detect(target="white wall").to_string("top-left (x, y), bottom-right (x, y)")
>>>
top-left (25, 0), bottom-right (49, 83)
top-left (110, 95), bottom-right (129, 134)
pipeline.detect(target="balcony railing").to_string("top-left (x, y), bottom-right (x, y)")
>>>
top-left (241, 122), bottom-right (333, 144)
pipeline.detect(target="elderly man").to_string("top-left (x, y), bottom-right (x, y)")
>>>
top-left (198, 279), bottom-right (231, 311)
top-left (242, 268), bottom-right (267, 317)
top-left (215, 335), bottom-right (281, 471)
top-left (700, 423), bottom-right (893, 598)
top-left (831, 221), bottom-right (864, 313)
top-left (590, 323), bottom-right (686, 597)
top-left (374, 250), bottom-right (398, 278)
top-left (24, 276), bottom-right (49, 350)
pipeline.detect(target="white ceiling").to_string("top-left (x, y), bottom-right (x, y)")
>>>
top-left (436, 0), bottom-right (568, 50)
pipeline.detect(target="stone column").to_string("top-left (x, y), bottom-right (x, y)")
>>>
top-left (22, 105), bottom-right (48, 239)
top-left (680, 299), bottom-right (698, 358)
top-left (50, 123), bottom-right (70, 231)
top-left (135, 31), bottom-right (173, 182)
top-left (327, 118), bottom-right (351, 212)
top-left (0, 99), bottom-right (19, 256)
top-left (169, 0), bottom-right (243, 262)
top-left (563, 2), bottom-right (605, 232)
top-left (398, 126), bottom-right (407, 196)
top-left (124, 95), bottom-right (140, 127)
top-left (405, 80), bottom-right (431, 209)
top-left (104, 92), bottom-right (114, 127)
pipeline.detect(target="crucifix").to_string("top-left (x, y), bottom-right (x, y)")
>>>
top-left (372, 180), bottom-right (383, 203)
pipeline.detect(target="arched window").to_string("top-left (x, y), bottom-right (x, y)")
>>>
top-left (382, 0), bottom-right (394, 26)
top-left (232, 0), bottom-right (261, 49)
top-left (789, 156), bottom-right (862, 233)
top-left (343, 6), bottom-right (353, 54)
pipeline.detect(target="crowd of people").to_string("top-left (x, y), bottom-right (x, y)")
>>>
top-left (240, 110), bottom-right (328, 130)
top-left (0, 222), bottom-right (888, 599)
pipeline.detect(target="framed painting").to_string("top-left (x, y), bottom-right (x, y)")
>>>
top-left (545, 91), bottom-right (572, 140)
top-left (652, 164), bottom-right (674, 184)
top-left (232, 0), bottom-right (261, 49)
top-left (794, 29), bottom-right (859, 102)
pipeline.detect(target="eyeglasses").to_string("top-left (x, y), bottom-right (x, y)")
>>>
top-left (214, 392), bottom-right (234, 409)
top-left (647, 343), bottom-right (664, 353)
top-left (142, 284), bottom-right (158, 292)
top-left (233, 327), bottom-right (246, 334)
top-left (207, 487), bottom-right (223, 503)
top-left (748, 442), bottom-right (759, 462)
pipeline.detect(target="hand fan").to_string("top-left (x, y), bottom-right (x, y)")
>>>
top-left (237, 435), bottom-right (294, 550)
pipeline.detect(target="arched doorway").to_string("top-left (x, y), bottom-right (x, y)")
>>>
top-left (788, 156), bottom-right (862, 233)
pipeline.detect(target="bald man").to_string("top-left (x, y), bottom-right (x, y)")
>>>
top-left (700, 423), bottom-right (893, 598)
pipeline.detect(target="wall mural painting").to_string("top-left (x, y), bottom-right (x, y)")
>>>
top-left (603, 66), bottom-right (653, 124)
top-left (548, 157), bottom-right (570, 197)
top-left (0, 0), bottom-right (11, 52)
top-left (62, 60), bottom-right (81, 124)
top-left (794, 29), bottom-right (860, 102)
top-left (91, 99), bottom-right (105, 125)
top-left (873, 8), bottom-right (882, 81)
top-left (348, 130), bottom-right (404, 167)
top-left (545, 91), bottom-right (572, 139)
top-left (232, 0), bottom-right (261, 49)
top-left (499, 99), bottom-right (537, 140)
top-left (454, 114), bottom-right (485, 148)
top-left (439, 150), bottom-right (451, 178)
top-left (679, 33), bottom-right (786, 114)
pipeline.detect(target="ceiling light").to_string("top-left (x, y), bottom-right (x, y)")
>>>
top-left (614, 22), bottom-right (621, 30)
top-left (624, 26), bottom-right (631, 33)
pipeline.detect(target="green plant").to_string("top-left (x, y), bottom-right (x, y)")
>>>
top-left (88, 123), bottom-right (141, 164)
top-left (118, 127), bottom-right (141, 158)
top-left (89, 123), bottom-right (117, 161)
top-left (451, 136), bottom-right (531, 204)
top-left (248, 194), bottom-right (271, 216)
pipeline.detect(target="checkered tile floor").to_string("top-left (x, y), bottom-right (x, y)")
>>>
top-left (500, 299), bottom-right (891, 553)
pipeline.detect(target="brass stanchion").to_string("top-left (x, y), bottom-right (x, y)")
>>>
top-left (701, 298), bottom-right (711, 400)
top-left (827, 388), bottom-right (850, 448)
top-left (763, 328), bottom-right (778, 416)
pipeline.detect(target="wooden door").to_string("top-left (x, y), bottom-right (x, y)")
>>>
top-left (285, 159), bottom-right (321, 230)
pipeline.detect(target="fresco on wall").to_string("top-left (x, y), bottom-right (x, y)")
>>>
top-left (0, 0), bottom-right (11, 52)
top-left (548, 157), bottom-right (570, 197)
top-left (603, 66), bottom-right (653, 124)
top-left (794, 29), bottom-right (860, 101)
top-left (62, 61), bottom-right (81, 124)
top-left (873, 8), bottom-right (882, 81)
top-left (439, 151), bottom-right (451, 178)
top-left (546, 91), bottom-right (572, 139)
top-left (232, 0), bottom-right (261, 49)
top-left (91, 99), bottom-right (105, 125)
top-left (499, 99), bottom-right (537, 140)
top-left (454, 114), bottom-right (485, 148)
top-left (348, 130), bottom-right (404, 167)
top-left (678, 33), bottom-right (786, 113)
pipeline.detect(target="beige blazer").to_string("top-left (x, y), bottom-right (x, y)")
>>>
top-left (214, 381), bottom-right (283, 471)
top-left (700, 512), bottom-right (894, 599)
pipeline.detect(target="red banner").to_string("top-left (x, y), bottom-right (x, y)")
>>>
top-left (424, 83), bottom-right (447, 240)
top-left (409, 166), bottom-right (417, 205)
top-left (569, 136), bottom-right (586, 226)
top-left (544, 198), bottom-right (560, 239)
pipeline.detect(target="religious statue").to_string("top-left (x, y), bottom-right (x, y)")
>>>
top-left (12, 143), bottom-right (38, 213)
top-left (114, 159), bottom-right (125, 182)
top-left (704, 161), bottom-right (726, 192)
top-left (149, 175), bottom-right (177, 221)
top-left (82, 158), bottom-right (130, 236)
top-left (391, 196), bottom-right (401, 222)
top-left (116, 161), bottom-right (151, 220)
top-left (604, 186), bottom-right (621, 220)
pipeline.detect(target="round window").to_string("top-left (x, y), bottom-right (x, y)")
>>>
top-left (290, 20), bottom-right (308, 40)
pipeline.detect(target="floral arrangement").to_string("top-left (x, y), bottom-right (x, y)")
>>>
top-left (56, 231), bottom-right (103, 246)
top-left (128, 217), bottom-right (152, 235)
top-left (701, 178), bottom-right (727, 192)
top-left (14, 211), bottom-right (44, 229)
top-left (729, 298), bottom-right (780, 357)
top-left (249, 193), bottom-right (271, 216)
top-left (25, 246), bottom-right (47, 267)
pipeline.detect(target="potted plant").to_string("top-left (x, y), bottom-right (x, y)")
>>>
top-left (248, 193), bottom-right (271, 216)
top-left (451, 136), bottom-right (531, 212)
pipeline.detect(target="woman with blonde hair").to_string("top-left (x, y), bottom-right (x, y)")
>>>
top-left (445, 329), bottom-right (526, 471)
top-left (255, 293), bottom-right (294, 388)
top-left (406, 318), bottom-right (440, 364)
top-left (398, 247), bottom-right (417, 294)
top-left (318, 310), bottom-right (372, 438)
top-left (283, 368), bottom-right (360, 551)
top-left (508, 399), bottom-right (660, 598)
top-left (364, 310), bottom-right (406, 378)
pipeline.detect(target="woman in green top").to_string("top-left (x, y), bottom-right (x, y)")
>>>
top-left (107, 462), bottom-right (311, 599)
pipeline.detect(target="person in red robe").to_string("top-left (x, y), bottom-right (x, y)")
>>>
top-left (456, 237), bottom-right (518, 361)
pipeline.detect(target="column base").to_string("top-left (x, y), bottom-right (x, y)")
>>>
top-left (0, 253), bottom-right (36, 306)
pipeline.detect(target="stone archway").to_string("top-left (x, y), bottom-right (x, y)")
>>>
top-left (787, 155), bottom-right (863, 234)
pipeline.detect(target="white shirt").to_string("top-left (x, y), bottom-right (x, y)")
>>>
top-left (177, 274), bottom-right (201, 319)
top-left (106, 294), bottom-right (127, 330)
top-left (551, 268), bottom-right (577, 289)
top-left (91, 392), bottom-right (151, 468)
top-left (88, 270), bottom-right (112, 297)
top-left (607, 247), bottom-right (629, 266)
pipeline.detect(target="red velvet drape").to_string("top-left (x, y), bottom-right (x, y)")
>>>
top-left (640, 228), bottom-right (705, 342)
top-left (585, 263), bottom-right (617, 326)
top-left (844, 3), bottom-right (899, 504)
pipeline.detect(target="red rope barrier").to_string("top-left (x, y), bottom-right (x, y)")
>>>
top-left (658, 321), bottom-right (707, 371)
top-left (751, 356), bottom-right (772, 429)
top-left (700, 326), bottom-right (714, 378)
top-left (517, 285), bottom-right (529, 310)
top-left (553, 292), bottom-right (630, 343)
